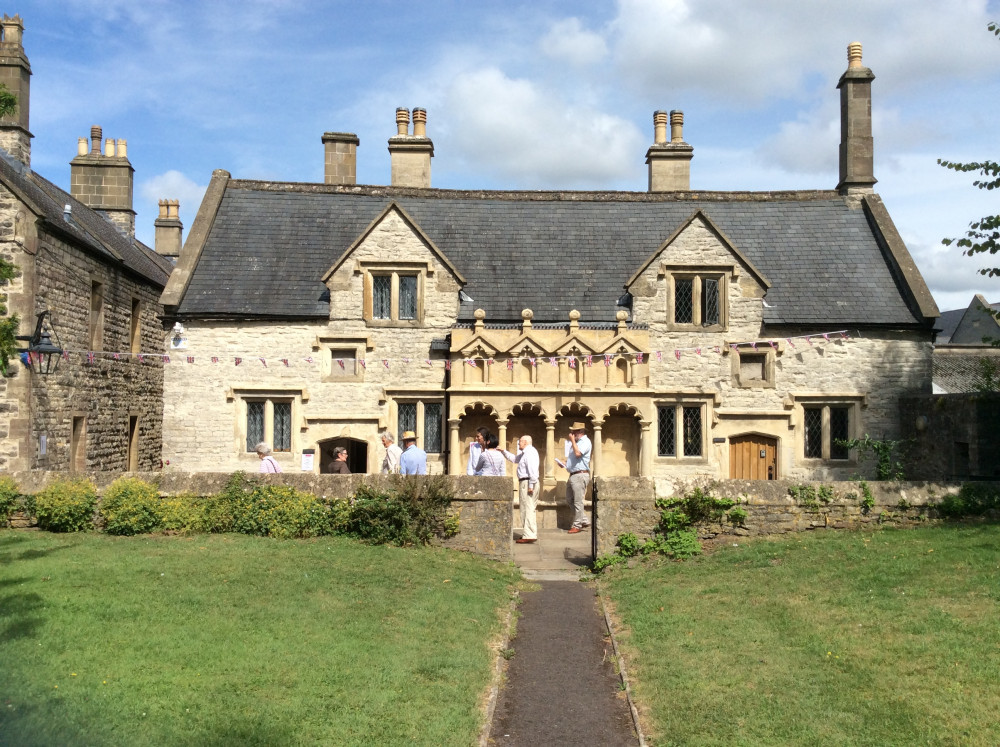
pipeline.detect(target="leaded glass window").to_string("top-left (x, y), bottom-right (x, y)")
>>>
top-left (372, 275), bottom-right (392, 319)
top-left (399, 275), bottom-right (417, 320)
top-left (657, 406), bottom-right (676, 456)
top-left (682, 406), bottom-right (702, 456)
top-left (246, 401), bottom-right (264, 452)
top-left (830, 406), bottom-right (850, 460)
top-left (424, 403), bottom-right (442, 453)
top-left (804, 407), bottom-right (823, 458)
top-left (675, 278), bottom-right (693, 324)
top-left (273, 402), bottom-right (291, 452)
top-left (398, 403), bottom-right (417, 435)
top-left (702, 277), bottom-right (720, 326)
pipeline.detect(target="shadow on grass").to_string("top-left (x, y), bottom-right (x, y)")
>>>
top-left (0, 532), bottom-right (76, 566)
top-left (0, 591), bottom-right (45, 640)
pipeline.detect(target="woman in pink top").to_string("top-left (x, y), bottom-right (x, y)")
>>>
top-left (255, 442), bottom-right (283, 473)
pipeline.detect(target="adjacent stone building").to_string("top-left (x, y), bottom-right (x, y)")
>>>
top-left (0, 14), bottom-right (174, 471)
top-left (160, 43), bottom-right (938, 497)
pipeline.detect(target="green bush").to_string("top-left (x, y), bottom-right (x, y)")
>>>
top-left (34, 478), bottom-right (98, 533)
top-left (202, 471), bottom-right (257, 533)
top-left (251, 484), bottom-right (332, 539)
top-left (0, 475), bottom-right (21, 526)
top-left (937, 483), bottom-right (1000, 518)
top-left (101, 477), bottom-right (163, 536)
top-left (160, 493), bottom-right (207, 534)
top-left (340, 476), bottom-right (456, 546)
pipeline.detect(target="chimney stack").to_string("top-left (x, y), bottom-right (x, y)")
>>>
top-left (322, 132), bottom-right (359, 185)
top-left (837, 42), bottom-right (876, 196)
top-left (70, 124), bottom-right (135, 238)
top-left (388, 107), bottom-right (433, 188)
top-left (154, 199), bottom-right (183, 262)
top-left (646, 109), bottom-right (693, 191)
top-left (0, 14), bottom-right (32, 166)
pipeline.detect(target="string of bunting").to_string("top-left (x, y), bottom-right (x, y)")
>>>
top-left (56, 330), bottom-right (852, 368)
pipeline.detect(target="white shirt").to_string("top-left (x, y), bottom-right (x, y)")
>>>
top-left (381, 443), bottom-right (402, 474)
top-left (502, 445), bottom-right (539, 487)
top-left (474, 449), bottom-right (507, 476)
top-left (467, 441), bottom-right (483, 475)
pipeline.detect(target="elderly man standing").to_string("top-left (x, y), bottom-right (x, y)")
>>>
top-left (399, 430), bottom-right (428, 475)
top-left (557, 421), bottom-right (591, 533)
top-left (380, 431), bottom-right (402, 474)
top-left (502, 435), bottom-right (541, 544)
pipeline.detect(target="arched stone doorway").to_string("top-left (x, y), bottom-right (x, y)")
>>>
top-left (318, 437), bottom-right (369, 475)
top-left (602, 403), bottom-right (641, 477)
top-left (554, 402), bottom-right (594, 472)
top-left (457, 402), bottom-right (499, 473)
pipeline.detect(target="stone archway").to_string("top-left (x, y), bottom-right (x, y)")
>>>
top-left (602, 403), bottom-right (641, 477)
top-left (506, 402), bottom-right (547, 472)
top-left (318, 436), bottom-right (369, 474)
top-left (458, 402), bottom-right (499, 474)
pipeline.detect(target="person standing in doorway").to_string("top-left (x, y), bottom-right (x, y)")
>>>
top-left (467, 427), bottom-right (492, 475)
top-left (557, 422), bottom-right (591, 533)
top-left (329, 446), bottom-right (351, 474)
top-left (502, 435), bottom-right (540, 543)
top-left (399, 430), bottom-right (428, 475)
top-left (380, 431), bottom-right (402, 474)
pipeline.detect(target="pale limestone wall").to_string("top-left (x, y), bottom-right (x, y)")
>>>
top-left (0, 183), bottom-right (30, 470)
top-left (164, 209), bottom-right (459, 474)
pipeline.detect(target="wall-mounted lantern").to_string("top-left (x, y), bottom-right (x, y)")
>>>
top-left (17, 310), bottom-right (63, 375)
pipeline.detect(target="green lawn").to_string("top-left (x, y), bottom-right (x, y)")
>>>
top-left (1, 531), bottom-right (519, 746)
top-left (601, 524), bottom-right (1000, 747)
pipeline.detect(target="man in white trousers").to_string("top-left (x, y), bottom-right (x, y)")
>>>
top-left (502, 435), bottom-right (541, 543)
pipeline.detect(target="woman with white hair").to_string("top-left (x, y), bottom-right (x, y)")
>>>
top-left (255, 442), bottom-right (282, 473)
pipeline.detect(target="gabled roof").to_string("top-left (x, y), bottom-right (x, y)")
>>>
top-left (171, 179), bottom-right (936, 327)
top-left (941, 294), bottom-right (1000, 345)
top-left (0, 153), bottom-right (172, 288)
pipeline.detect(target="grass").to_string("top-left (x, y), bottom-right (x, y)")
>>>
top-left (600, 524), bottom-right (1000, 746)
top-left (0, 531), bottom-right (519, 746)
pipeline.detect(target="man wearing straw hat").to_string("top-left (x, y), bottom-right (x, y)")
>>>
top-left (557, 421), bottom-right (592, 533)
top-left (399, 430), bottom-right (428, 475)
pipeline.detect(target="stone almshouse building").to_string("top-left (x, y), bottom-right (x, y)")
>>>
top-left (161, 44), bottom-right (938, 496)
top-left (0, 15), bottom-right (174, 471)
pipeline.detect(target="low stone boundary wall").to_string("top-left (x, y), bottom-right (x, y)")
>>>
top-left (6, 472), bottom-right (514, 563)
top-left (594, 477), bottom-right (982, 557)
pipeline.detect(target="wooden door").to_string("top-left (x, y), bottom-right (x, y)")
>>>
top-left (729, 435), bottom-right (778, 479)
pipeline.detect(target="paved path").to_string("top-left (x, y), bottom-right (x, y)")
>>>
top-left (487, 528), bottom-right (640, 746)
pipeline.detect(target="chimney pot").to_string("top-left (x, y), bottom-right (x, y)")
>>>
top-left (653, 110), bottom-right (668, 145)
top-left (158, 199), bottom-right (168, 218)
top-left (670, 110), bottom-right (684, 143)
top-left (847, 42), bottom-right (863, 69)
top-left (412, 107), bottom-right (427, 137)
top-left (90, 125), bottom-right (102, 154)
top-left (116, 138), bottom-right (127, 158)
top-left (104, 138), bottom-right (114, 157)
top-left (154, 198), bottom-right (183, 260)
top-left (77, 137), bottom-right (87, 156)
top-left (395, 107), bottom-right (410, 136)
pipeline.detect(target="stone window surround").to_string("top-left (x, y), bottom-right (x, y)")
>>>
top-left (659, 262), bottom-right (734, 332)
top-left (314, 334), bottom-right (374, 383)
top-left (654, 396), bottom-right (713, 461)
top-left (725, 340), bottom-right (782, 389)
top-left (790, 393), bottom-right (865, 462)
top-left (359, 260), bottom-right (430, 327)
top-left (227, 387), bottom-right (308, 458)
top-left (129, 297), bottom-right (142, 355)
top-left (390, 396), bottom-right (445, 453)
top-left (90, 278), bottom-right (104, 351)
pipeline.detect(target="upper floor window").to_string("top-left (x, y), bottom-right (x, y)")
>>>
top-left (367, 270), bottom-right (421, 325)
top-left (670, 273), bottom-right (724, 329)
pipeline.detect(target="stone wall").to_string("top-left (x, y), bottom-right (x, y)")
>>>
top-left (593, 476), bottom-right (968, 557)
top-left (8, 472), bottom-right (514, 562)
top-left (899, 393), bottom-right (1000, 480)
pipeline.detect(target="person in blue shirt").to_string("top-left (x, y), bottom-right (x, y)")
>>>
top-left (399, 430), bottom-right (428, 475)
top-left (558, 421), bottom-right (591, 533)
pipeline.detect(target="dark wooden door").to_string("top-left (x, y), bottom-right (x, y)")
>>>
top-left (729, 435), bottom-right (778, 479)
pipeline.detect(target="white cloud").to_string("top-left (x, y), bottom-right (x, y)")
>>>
top-left (540, 17), bottom-right (609, 67)
top-left (438, 67), bottom-right (643, 187)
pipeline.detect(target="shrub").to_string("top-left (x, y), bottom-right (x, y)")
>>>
top-left (160, 493), bottom-right (207, 534)
top-left (339, 476), bottom-right (456, 546)
top-left (0, 475), bottom-right (20, 527)
top-left (34, 478), bottom-right (98, 533)
top-left (727, 506), bottom-right (749, 526)
top-left (937, 483), bottom-right (1000, 518)
top-left (101, 477), bottom-right (163, 536)
top-left (251, 484), bottom-right (332, 539)
top-left (202, 471), bottom-right (257, 534)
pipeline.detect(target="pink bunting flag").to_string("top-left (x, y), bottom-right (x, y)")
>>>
top-left (507, 358), bottom-right (514, 370)
top-left (337, 359), bottom-right (345, 369)
top-left (137, 354), bottom-right (144, 363)
top-left (635, 353), bottom-right (644, 364)
top-left (568, 357), bottom-right (577, 369)
top-left (604, 355), bottom-right (613, 366)
top-left (425, 359), bottom-right (432, 366)
top-left (358, 359), bottom-right (366, 369)
top-left (806, 337), bottom-right (813, 346)
top-left (62, 351), bottom-right (70, 361)
top-left (113, 352), bottom-right (120, 360)
top-left (730, 344), bottom-right (738, 351)
top-left (187, 356), bottom-right (195, 364)
top-left (695, 348), bottom-right (702, 356)
top-left (259, 358), bottom-right (267, 367)
top-left (163, 355), bottom-right (170, 364)
top-left (467, 358), bottom-right (477, 367)
top-left (304, 356), bottom-right (314, 364)
top-left (487, 358), bottom-right (494, 366)
top-left (769, 341), bottom-right (777, 350)
top-left (550, 356), bottom-right (558, 366)
top-left (530, 357), bottom-right (537, 367)
top-left (656, 351), bottom-right (662, 362)
top-left (750, 342), bottom-right (757, 351)
top-left (445, 360), bottom-right (451, 370)
top-left (211, 356), bottom-right (219, 364)
top-left (383, 359), bottom-right (390, 369)
top-left (786, 338), bottom-right (795, 348)
top-left (674, 350), bottom-right (681, 360)
top-left (281, 359), bottom-right (289, 367)
top-left (822, 333), bottom-right (830, 341)
top-left (585, 355), bottom-right (593, 367)
top-left (234, 357), bottom-right (242, 366)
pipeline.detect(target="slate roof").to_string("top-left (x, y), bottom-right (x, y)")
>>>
top-left (933, 348), bottom-right (1000, 393)
top-left (0, 153), bottom-right (173, 288)
top-left (176, 181), bottom-right (930, 327)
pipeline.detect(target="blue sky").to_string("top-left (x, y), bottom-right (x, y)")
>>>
top-left (13, 0), bottom-right (1000, 312)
